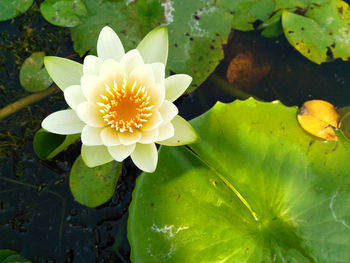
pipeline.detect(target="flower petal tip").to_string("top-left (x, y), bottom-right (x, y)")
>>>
top-left (137, 25), bottom-right (168, 65)
top-left (44, 56), bottom-right (83, 91)
top-left (165, 74), bottom-right (193, 102)
top-left (156, 116), bottom-right (198, 146)
top-left (131, 143), bottom-right (158, 173)
top-left (97, 25), bottom-right (125, 61)
top-left (81, 145), bottom-right (114, 168)
top-left (42, 110), bottom-right (85, 135)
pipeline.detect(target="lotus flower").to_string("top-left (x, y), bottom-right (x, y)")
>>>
top-left (42, 26), bottom-right (198, 172)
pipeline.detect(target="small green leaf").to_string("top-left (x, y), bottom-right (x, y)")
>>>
top-left (129, 98), bottom-right (350, 262)
top-left (69, 156), bottom-right (122, 207)
top-left (261, 21), bottom-right (284, 38)
top-left (259, 10), bottom-right (284, 38)
top-left (217, 0), bottom-right (275, 31)
top-left (0, 0), bottom-right (33, 21)
top-left (19, 52), bottom-right (53, 93)
top-left (0, 250), bottom-right (16, 262)
top-left (282, 0), bottom-right (350, 64)
top-left (3, 255), bottom-right (30, 263)
top-left (33, 128), bottom-right (80, 160)
top-left (0, 250), bottom-right (30, 263)
top-left (275, 0), bottom-right (330, 9)
top-left (40, 0), bottom-right (87, 27)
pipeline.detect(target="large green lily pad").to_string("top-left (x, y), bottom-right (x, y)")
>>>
top-left (129, 98), bottom-right (350, 262)
top-left (282, 0), bottom-right (350, 64)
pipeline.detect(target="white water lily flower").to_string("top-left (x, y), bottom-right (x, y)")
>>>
top-left (42, 26), bottom-right (198, 172)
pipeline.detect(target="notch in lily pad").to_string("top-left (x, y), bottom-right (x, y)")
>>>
top-left (33, 128), bottom-right (80, 160)
top-left (20, 52), bottom-right (53, 92)
top-left (258, 10), bottom-right (284, 38)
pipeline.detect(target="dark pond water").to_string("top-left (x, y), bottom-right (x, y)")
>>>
top-left (1, 3), bottom-right (350, 263)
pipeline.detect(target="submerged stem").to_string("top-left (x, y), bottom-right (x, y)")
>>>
top-left (0, 86), bottom-right (58, 121)
top-left (208, 74), bottom-right (262, 101)
top-left (0, 175), bottom-right (66, 241)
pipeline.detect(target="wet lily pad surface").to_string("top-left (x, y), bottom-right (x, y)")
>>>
top-left (129, 99), bottom-right (350, 262)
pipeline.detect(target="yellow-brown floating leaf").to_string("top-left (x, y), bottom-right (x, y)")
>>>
top-left (297, 100), bottom-right (340, 141)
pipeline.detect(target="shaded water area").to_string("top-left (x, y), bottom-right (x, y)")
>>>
top-left (1, 3), bottom-right (350, 263)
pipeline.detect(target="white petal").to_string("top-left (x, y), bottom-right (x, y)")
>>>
top-left (99, 58), bottom-right (125, 77)
top-left (81, 125), bottom-right (103, 146)
top-left (139, 128), bottom-right (159, 144)
top-left (137, 26), bottom-right (168, 65)
top-left (158, 100), bottom-right (178, 124)
top-left (141, 110), bottom-right (162, 131)
top-left (147, 83), bottom-right (165, 110)
top-left (151, 63), bottom-right (165, 85)
top-left (157, 115), bottom-right (199, 146)
top-left (81, 145), bottom-right (114, 168)
top-left (119, 131), bottom-right (142, 145)
top-left (108, 144), bottom-right (136, 162)
top-left (131, 143), bottom-right (158, 173)
top-left (83, 55), bottom-right (103, 76)
top-left (165, 74), bottom-right (192, 102)
top-left (42, 109), bottom-right (85, 135)
top-left (76, 102), bottom-right (106, 127)
top-left (80, 75), bottom-right (100, 103)
top-left (44, 56), bottom-right (83, 91)
top-left (101, 127), bottom-right (121, 146)
top-left (97, 26), bottom-right (125, 61)
top-left (129, 64), bottom-right (155, 87)
top-left (157, 122), bottom-right (174, 141)
top-left (64, 85), bottom-right (86, 110)
top-left (120, 49), bottom-right (144, 76)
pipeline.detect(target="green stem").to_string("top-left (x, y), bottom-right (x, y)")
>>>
top-left (208, 74), bottom-right (263, 101)
top-left (0, 86), bottom-right (58, 121)
top-left (185, 147), bottom-right (259, 222)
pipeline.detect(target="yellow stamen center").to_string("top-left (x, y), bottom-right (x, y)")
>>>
top-left (97, 78), bottom-right (153, 133)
